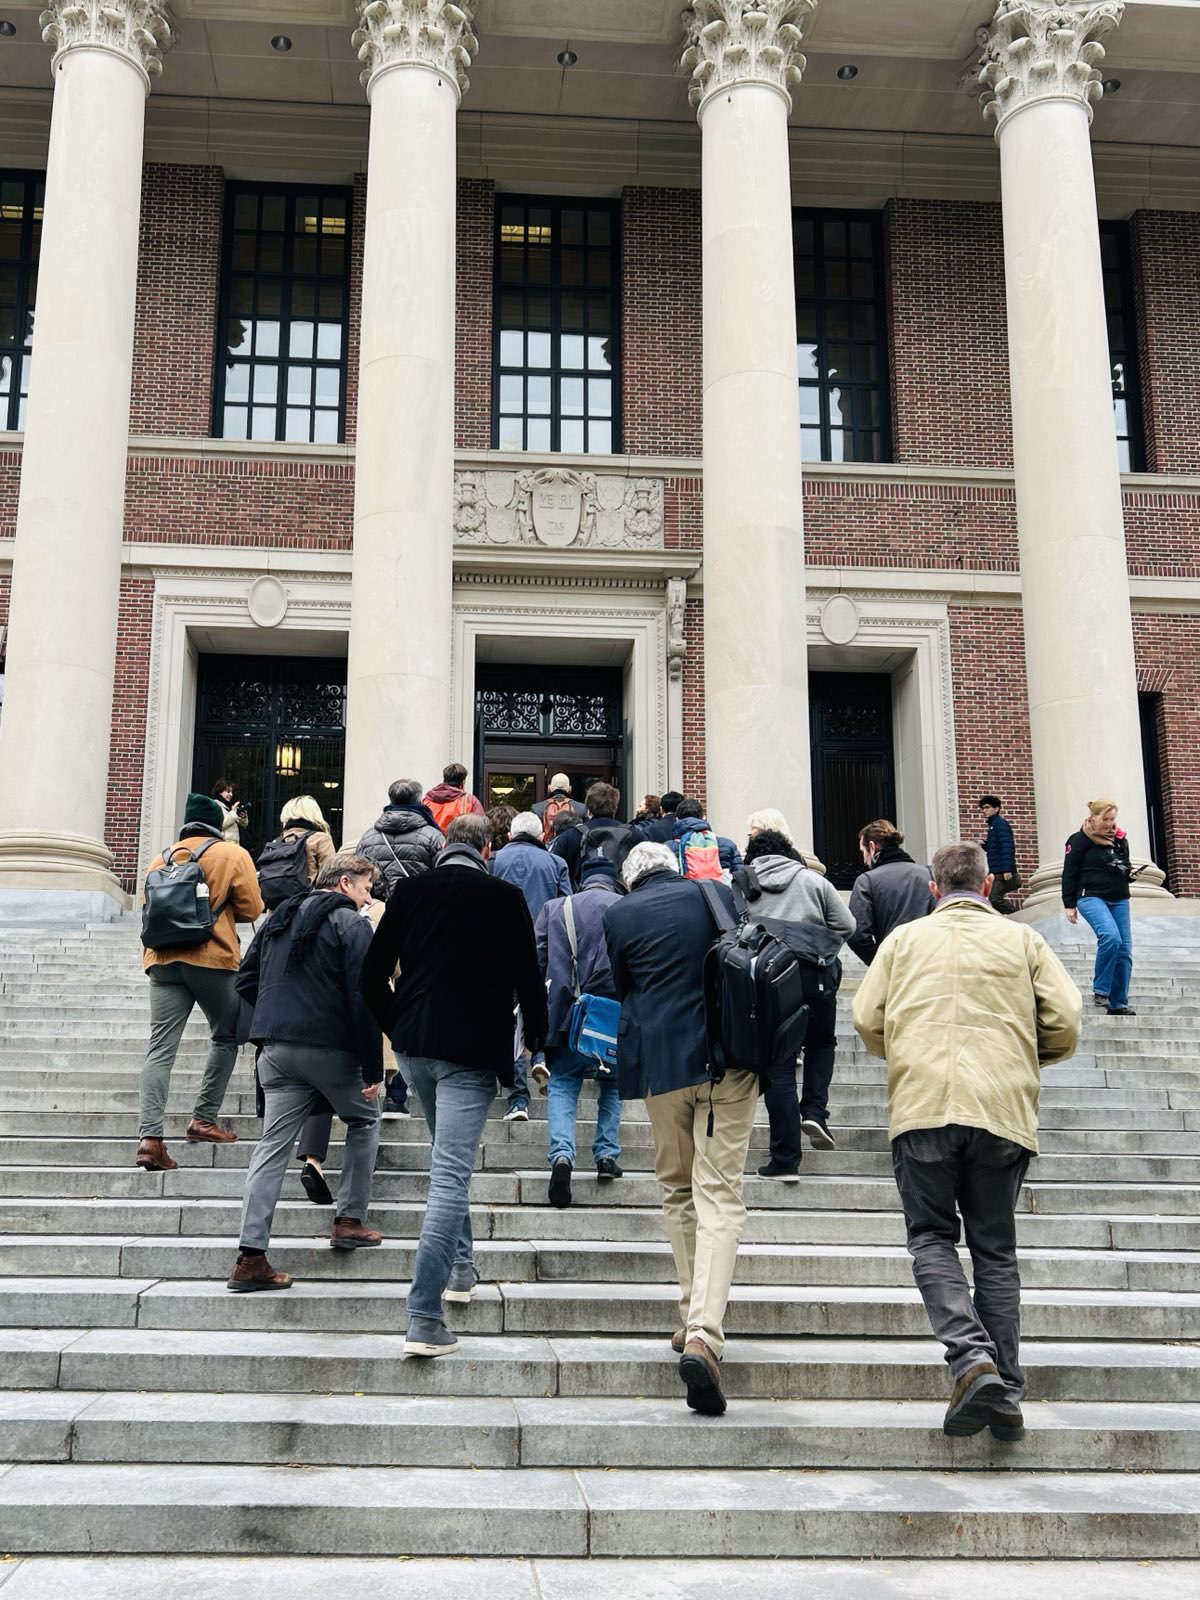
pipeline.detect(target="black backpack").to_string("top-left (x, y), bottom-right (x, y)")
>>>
top-left (697, 879), bottom-right (810, 1093)
top-left (732, 862), bottom-right (845, 1004)
top-left (256, 828), bottom-right (316, 911)
top-left (141, 839), bottom-right (224, 951)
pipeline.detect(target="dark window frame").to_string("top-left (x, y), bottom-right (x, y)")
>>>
top-left (491, 194), bottom-right (623, 456)
top-left (1099, 219), bottom-right (1145, 473)
top-left (0, 170), bottom-right (44, 434)
top-left (793, 206), bottom-right (891, 465)
top-left (213, 180), bottom-right (354, 445)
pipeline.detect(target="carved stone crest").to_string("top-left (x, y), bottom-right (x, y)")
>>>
top-left (454, 468), bottom-right (665, 551)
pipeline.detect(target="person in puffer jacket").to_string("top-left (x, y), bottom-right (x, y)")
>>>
top-left (356, 778), bottom-right (445, 897)
top-left (739, 824), bottom-right (855, 1176)
top-left (847, 820), bottom-right (933, 966)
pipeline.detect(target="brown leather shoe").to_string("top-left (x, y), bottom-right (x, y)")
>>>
top-left (186, 1118), bottom-right (238, 1144)
top-left (670, 1328), bottom-right (686, 1354)
top-left (330, 1216), bottom-right (383, 1251)
top-left (679, 1336), bottom-right (726, 1416)
top-left (135, 1138), bottom-right (177, 1172)
top-left (944, 1360), bottom-right (1008, 1437)
top-left (226, 1254), bottom-right (292, 1293)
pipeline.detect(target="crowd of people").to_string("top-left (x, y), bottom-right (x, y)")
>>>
top-left (135, 767), bottom-right (1159, 1431)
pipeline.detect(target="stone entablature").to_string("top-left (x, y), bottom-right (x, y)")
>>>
top-left (680, 0), bottom-right (816, 113)
top-left (351, 0), bottom-right (478, 97)
top-left (39, 0), bottom-right (173, 87)
top-left (453, 466), bottom-right (665, 551)
top-left (977, 1), bottom-right (1123, 132)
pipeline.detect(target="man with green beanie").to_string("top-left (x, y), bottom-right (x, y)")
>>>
top-left (136, 791), bottom-right (263, 1172)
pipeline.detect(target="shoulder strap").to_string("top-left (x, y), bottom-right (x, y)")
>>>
top-left (562, 896), bottom-right (580, 997)
top-left (382, 834), bottom-right (411, 879)
top-left (697, 878), bottom-right (736, 934)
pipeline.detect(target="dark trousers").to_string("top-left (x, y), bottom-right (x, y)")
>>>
top-left (763, 991), bottom-right (837, 1168)
top-left (891, 1124), bottom-right (1031, 1396)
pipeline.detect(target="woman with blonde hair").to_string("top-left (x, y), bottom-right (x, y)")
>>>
top-left (278, 794), bottom-right (336, 883)
top-left (1062, 799), bottom-right (1142, 1016)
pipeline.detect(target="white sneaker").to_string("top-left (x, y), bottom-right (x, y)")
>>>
top-left (530, 1061), bottom-right (551, 1093)
top-left (503, 1106), bottom-right (529, 1122)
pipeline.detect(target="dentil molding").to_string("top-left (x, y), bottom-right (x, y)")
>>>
top-left (977, 1), bottom-right (1124, 134)
top-left (680, 0), bottom-right (816, 115)
top-left (39, 0), bottom-right (174, 88)
top-left (351, 0), bottom-right (478, 99)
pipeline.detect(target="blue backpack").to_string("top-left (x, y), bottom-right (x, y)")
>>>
top-left (562, 897), bottom-right (619, 1075)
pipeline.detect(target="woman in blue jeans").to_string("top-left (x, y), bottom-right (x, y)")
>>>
top-left (1062, 799), bottom-right (1142, 1016)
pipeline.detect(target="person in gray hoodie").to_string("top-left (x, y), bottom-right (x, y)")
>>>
top-left (738, 825), bottom-right (856, 1177)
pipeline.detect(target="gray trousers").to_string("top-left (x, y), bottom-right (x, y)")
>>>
top-left (140, 963), bottom-right (241, 1138)
top-left (891, 1124), bottom-right (1032, 1397)
top-left (238, 1042), bottom-right (381, 1250)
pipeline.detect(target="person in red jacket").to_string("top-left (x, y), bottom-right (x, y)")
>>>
top-left (422, 762), bottom-right (485, 833)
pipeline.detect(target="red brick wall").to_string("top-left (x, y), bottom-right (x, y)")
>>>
top-left (130, 165), bottom-right (224, 438)
top-left (682, 597), bottom-right (706, 807)
top-left (105, 577), bottom-right (154, 890)
top-left (1134, 613), bottom-right (1200, 895)
top-left (1131, 211), bottom-right (1200, 474)
top-left (887, 199), bottom-right (1013, 470)
top-left (123, 454), bottom-right (353, 549)
top-left (948, 604), bottom-right (1036, 882)
top-left (622, 187), bottom-right (702, 458)
top-left (456, 178), bottom-right (495, 450)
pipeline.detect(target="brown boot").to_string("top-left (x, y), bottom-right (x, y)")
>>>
top-left (943, 1360), bottom-right (1008, 1437)
top-left (135, 1138), bottom-right (176, 1172)
top-left (330, 1216), bottom-right (383, 1251)
top-left (670, 1328), bottom-right (686, 1354)
top-left (187, 1117), bottom-right (238, 1144)
top-left (226, 1254), bottom-right (292, 1293)
top-left (679, 1337), bottom-right (726, 1416)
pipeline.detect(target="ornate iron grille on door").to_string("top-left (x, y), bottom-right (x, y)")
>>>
top-left (191, 654), bottom-right (348, 855)
top-left (476, 667), bottom-right (621, 743)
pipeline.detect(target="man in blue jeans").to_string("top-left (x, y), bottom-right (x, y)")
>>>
top-left (534, 853), bottom-right (624, 1206)
top-left (362, 811), bottom-right (547, 1357)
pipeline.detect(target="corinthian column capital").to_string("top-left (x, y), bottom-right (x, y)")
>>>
top-left (38, 0), bottom-right (173, 90)
top-left (680, 0), bottom-right (817, 117)
top-left (977, 1), bottom-right (1124, 133)
top-left (352, 0), bottom-right (478, 101)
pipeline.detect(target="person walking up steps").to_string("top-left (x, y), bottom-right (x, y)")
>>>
top-left (853, 841), bottom-right (1081, 1440)
top-left (136, 792), bottom-right (263, 1172)
top-left (847, 819), bottom-right (933, 966)
top-left (363, 812), bottom-right (547, 1358)
top-left (979, 795), bottom-right (1020, 912)
top-left (227, 853), bottom-right (385, 1290)
top-left (422, 762), bottom-right (484, 833)
top-left (1063, 798), bottom-right (1145, 1017)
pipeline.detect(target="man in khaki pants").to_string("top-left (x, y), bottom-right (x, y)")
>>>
top-left (604, 841), bottom-right (758, 1417)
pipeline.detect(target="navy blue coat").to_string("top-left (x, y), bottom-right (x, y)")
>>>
top-left (671, 816), bottom-right (743, 874)
top-left (535, 878), bottom-right (622, 1048)
top-left (604, 868), bottom-right (736, 1102)
top-left (491, 836), bottom-right (571, 923)
top-left (983, 812), bottom-right (1017, 875)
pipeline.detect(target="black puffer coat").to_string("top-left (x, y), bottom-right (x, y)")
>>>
top-left (356, 804), bottom-right (444, 896)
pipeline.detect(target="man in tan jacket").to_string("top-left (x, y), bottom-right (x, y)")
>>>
top-left (852, 840), bottom-right (1081, 1442)
top-left (137, 792), bottom-right (264, 1172)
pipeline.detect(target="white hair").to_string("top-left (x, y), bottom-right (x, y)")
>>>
top-left (622, 840), bottom-right (679, 890)
top-left (509, 811), bottom-right (545, 842)
top-left (747, 808), bottom-right (792, 841)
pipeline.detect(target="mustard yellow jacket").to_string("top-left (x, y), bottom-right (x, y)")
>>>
top-left (851, 895), bottom-right (1082, 1153)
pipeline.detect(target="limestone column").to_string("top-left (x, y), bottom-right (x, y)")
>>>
top-left (681, 1), bottom-right (815, 848)
top-left (343, 1), bottom-right (477, 838)
top-left (979, 0), bottom-right (1166, 903)
top-left (0, 1), bottom-right (172, 914)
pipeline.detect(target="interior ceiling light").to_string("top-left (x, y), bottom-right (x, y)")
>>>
top-left (556, 48), bottom-right (578, 67)
top-left (271, 35), bottom-right (293, 53)
top-left (836, 63), bottom-right (859, 80)
top-left (1102, 78), bottom-right (1121, 93)
top-left (0, 20), bottom-right (17, 36)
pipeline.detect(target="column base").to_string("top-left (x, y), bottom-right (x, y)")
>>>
top-left (1014, 855), bottom-right (1173, 920)
top-left (0, 830), bottom-right (131, 921)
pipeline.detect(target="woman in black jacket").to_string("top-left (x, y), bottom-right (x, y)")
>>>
top-left (1062, 799), bottom-right (1139, 1016)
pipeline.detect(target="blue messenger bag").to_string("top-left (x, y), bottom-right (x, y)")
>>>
top-left (562, 897), bottom-right (620, 1075)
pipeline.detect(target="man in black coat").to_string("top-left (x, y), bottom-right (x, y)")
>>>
top-left (603, 841), bottom-right (756, 1419)
top-left (228, 853), bottom-right (384, 1293)
top-left (550, 779), bottom-right (633, 889)
top-left (362, 812), bottom-right (547, 1359)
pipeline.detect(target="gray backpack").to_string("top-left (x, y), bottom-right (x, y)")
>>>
top-left (141, 839), bottom-right (225, 951)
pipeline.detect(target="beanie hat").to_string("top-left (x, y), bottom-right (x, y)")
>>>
top-left (182, 792), bottom-right (225, 832)
top-left (580, 853), bottom-right (619, 884)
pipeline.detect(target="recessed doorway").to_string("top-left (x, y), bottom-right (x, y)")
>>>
top-left (474, 664), bottom-right (625, 815)
top-left (810, 670), bottom-right (897, 889)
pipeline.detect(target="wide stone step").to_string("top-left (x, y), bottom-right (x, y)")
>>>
top-left (5, 1276), bottom-right (1198, 1340)
top-left (1, 1463), bottom-right (1198, 1558)
top-left (5, 1389), bottom-right (1200, 1472)
top-left (11, 1328), bottom-right (1200, 1402)
top-left (2, 1233), bottom-right (1197, 1292)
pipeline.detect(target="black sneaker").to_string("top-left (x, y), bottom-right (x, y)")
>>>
top-left (1093, 994), bottom-right (1110, 1008)
top-left (596, 1157), bottom-right (623, 1181)
top-left (1106, 1005), bottom-right (1137, 1016)
top-left (548, 1158), bottom-right (573, 1209)
top-left (757, 1160), bottom-right (800, 1180)
top-left (299, 1163), bottom-right (333, 1207)
top-left (801, 1117), bottom-right (837, 1151)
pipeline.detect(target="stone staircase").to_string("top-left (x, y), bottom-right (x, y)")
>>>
top-left (0, 917), bottom-right (1198, 1594)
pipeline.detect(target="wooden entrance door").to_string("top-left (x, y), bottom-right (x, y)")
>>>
top-left (809, 672), bottom-right (896, 889)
